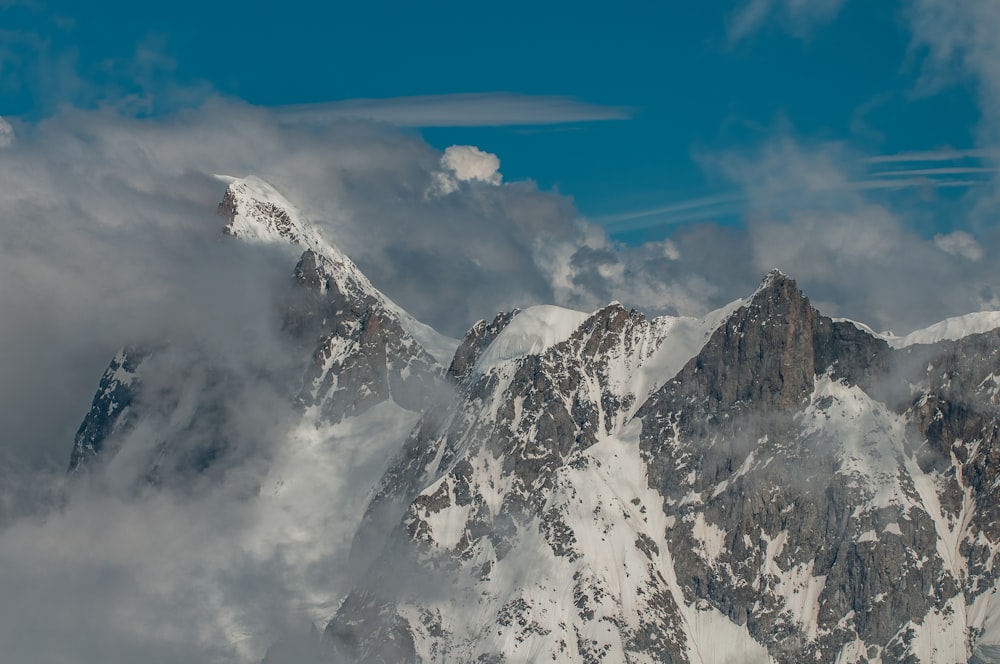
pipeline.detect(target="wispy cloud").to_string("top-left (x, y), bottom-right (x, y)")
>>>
top-left (863, 147), bottom-right (997, 188)
top-left (594, 193), bottom-right (745, 233)
top-left (727, 0), bottom-right (846, 44)
top-left (854, 178), bottom-right (989, 190)
top-left (0, 100), bottom-right (627, 663)
top-left (906, 2), bottom-right (1000, 143)
top-left (595, 147), bottom-right (996, 236)
top-left (274, 93), bottom-right (632, 128)
top-left (866, 148), bottom-right (1000, 163)
top-left (870, 166), bottom-right (996, 177)
top-left (903, 2), bottom-right (1000, 227)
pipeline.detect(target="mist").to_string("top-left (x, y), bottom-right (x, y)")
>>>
top-left (4, 6), bottom-right (1000, 655)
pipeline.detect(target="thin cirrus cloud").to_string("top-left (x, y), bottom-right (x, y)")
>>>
top-left (865, 148), bottom-right (1000, 163)
top-left (727, 0), bottom-right (847, 43)
top-left (594, 193), bottom-right (746, 234)
top-left (274, 92), bottom-right (632, 128)
top-left (856, 178), bottom-right (988, 190)
top-left (869, 167), bottom-right (996, 177)
top-left (595, 148), bottom-right (995, 235)
top-left (864, 148), bottom-right (997, 186)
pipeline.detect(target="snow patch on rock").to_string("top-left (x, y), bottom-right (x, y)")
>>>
top-left (837, 311), bottom-right (1000, 349)
top-left (475, 305), bottom-right (589, 372)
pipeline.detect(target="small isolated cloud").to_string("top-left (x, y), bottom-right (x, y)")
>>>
top-left (728, 0), bottom-right (847, 43)
top-left (431, 145), bottom-right (503, 195)
top-left (442, 145), bottom-right (502, 185)
top-left (0, 117), bottom-right (13, 147)
top-left (275, 92), bottom-right (631, 128)
top-left (934, 230), bottom-right (985, 261)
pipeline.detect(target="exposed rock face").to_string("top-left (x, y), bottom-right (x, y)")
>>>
top-left (330, 271), bottom-right (1000, 664)
top-left (660, 270), bottom-right (821, 416)
top-left (69, 346), bottom-right (147, 472)
top-left (638, 273), bottom-right (949, 661)
top-left (328, 303), bottom-right (708, 663)
top-left (447, 310), bottom-right (519, 385)
top-left (68, 177), bottom-right (451, 479)
top-left (904, 329), bottom-right (1000, 606)
top-left (219, 182), bottom-right (298, 243)
top-left (291, 249), bottom-right (444, 424)
top-left (65, 179), bottom-right (1000, 663)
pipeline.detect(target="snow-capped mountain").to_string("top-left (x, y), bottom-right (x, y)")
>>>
top-left (66, 180), bottom-right (1000, 663)
top-left (328, 272), bottom-right (1000, 663)
top-left (217, 175), bottom-right (455, 367)
top-left (69, 176), bottom-right (456, 479)
top-left (62, 176), bottom-right (464, 659)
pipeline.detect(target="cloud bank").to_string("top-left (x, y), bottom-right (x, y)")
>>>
top-left (4, 4), bottom-right (1000, 659)
top-left (3, 95), bottom-right (1000, 478)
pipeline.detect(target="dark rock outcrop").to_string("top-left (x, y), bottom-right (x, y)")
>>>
top-left (447, 310), bottom-right (519, 385)
top-left (69, 346), bottom-right (147, 472)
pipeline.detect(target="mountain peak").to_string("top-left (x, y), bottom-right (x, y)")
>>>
top-left (215, 175), bottom-right (458, 365)
top-left (474, 304), bottom-right (589, 373)
top-left (215, 174), bottom-right (344, 260)
top-left (752, 267), bottom-right (794, 294)
top-left (745, 269), bottom-right (810, 317)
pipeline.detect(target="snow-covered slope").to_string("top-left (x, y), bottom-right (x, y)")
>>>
top-left (838, 310), bottom-right (1000, 349)
top-left (475, 304), bottom-right (590, 372)
top-left (217, 174), bottom-right (457, 365)
top-left (63, 180), bottom-right (1000, 663)
top-left (62, 175), bottom-right (473, 660)
top-left (330, 271), bottom-right (1000, 664)
top-left (70, 174), bottom-right (458, 492)
top-left (251, 401), bottom-right (423, 630)
top-left (329, 290), bottom-right (786, 662)
top-left (217, 174), bottom-right (334, 255)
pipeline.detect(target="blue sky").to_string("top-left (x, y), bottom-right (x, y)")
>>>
top-left (1, 0), bottom-right (988, 244)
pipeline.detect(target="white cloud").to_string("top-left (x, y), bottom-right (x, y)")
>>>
top-left (275, 92), bottom-right (631, 128)
top-left (0, 100), bottom-right (612, 480)
top-left (0, 98), bottom-right (687, 663)
top-left (662, 239), bottom-right (681, 261)
top-left (6, 94), bottom-right (1000, 664)
top-left (0, 116), bottom-right (12, 147)
top-left (594, 193), bottom-right (744, 232)
top-left (903, 2), bottom-right (1000, 241)
top-left (866, 148), bottom-right (1000, 164)
top-left (934, 230), bottom-right (985, 261)
top-left (431, 145), bottom-right (503, 195)
top-left (689, 135), bottom-right (1000, 331)
top-left (728, 0), bottom-right (846, 43)
top-left (907, 1), bottom-right (1000, 101)
top-left (442, 145), bottom-right (502, 185)
top-left (872, 166), bottom-right (995, 178)
top-left (701, 136), bottom-right (862, 212)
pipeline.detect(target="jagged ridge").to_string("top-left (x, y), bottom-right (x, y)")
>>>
top-left (330, 272), bottom-right (1000, 664)
top-left (65, 181), bottom-right (1000, 663)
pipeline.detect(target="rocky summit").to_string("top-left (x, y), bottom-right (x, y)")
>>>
top-left (70, 178), bottom-right (1000, 663)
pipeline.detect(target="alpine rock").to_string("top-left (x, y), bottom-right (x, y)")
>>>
top-left (66, 178), bottom-right (1000, 664)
